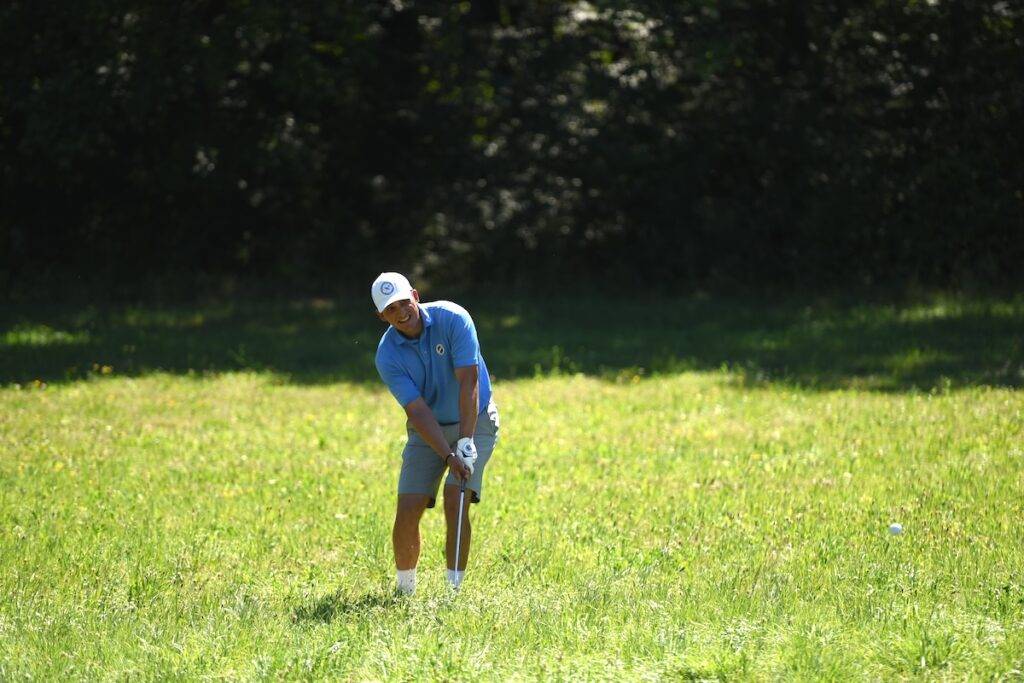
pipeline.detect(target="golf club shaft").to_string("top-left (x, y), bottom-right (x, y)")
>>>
top-left (454, 479), bottom-right (466, 573)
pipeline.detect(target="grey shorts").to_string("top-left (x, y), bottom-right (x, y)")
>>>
top-left (398, 402), bottom-right (500, 507)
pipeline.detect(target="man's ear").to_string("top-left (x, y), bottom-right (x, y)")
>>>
top-left (377, 310), bottom-right (386, 322)
top-left (412, 289), bottom-right (420, 302)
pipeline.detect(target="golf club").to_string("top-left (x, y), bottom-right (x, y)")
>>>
top-left (454, 477), bottom-right (466, 588)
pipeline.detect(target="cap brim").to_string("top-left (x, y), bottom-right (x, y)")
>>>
top-left (376, 289), bottom-right (414, 313)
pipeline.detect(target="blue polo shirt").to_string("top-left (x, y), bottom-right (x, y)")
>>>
top-left (375, 301), bottom-right (492, 424)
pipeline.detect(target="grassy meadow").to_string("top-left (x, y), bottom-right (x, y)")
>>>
top-left (1, 294), bottom-right (1023, 680)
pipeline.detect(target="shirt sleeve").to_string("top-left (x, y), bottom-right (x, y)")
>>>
top-left (375, 352), bottom-right (421, 408)
top-left (447, 304), bottom-right (481, 368)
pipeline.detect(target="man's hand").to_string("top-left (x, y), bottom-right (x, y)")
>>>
top-left (447, 451), bottom-right (471, 480)
top-left (455, 437), bottom-right (477, 476)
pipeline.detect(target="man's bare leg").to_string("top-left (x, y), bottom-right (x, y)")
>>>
top-left (393, 494), bottom-right (430, 593)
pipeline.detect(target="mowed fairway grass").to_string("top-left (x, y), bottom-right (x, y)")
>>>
top-left (1, 295), bottom-right (1022, 680)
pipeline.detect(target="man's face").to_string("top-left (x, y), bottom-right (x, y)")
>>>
top-left (378, 290), bottom-right (422, 337)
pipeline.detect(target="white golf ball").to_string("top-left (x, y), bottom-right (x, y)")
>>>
top-left (889, 523), bottom-right (903, 535)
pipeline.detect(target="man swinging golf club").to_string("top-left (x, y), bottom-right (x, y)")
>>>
top-left (372, 272), bottom-right (499, 594)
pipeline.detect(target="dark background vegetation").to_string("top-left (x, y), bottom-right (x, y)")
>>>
top-left (2, 1), bottom-right (1022, 300)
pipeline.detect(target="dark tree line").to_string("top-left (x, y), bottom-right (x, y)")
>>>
top-left (2, 1), bottom-right (1022, 297)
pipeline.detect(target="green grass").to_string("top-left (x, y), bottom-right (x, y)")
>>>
top-left (1, 294), bottom-right (1023, 679)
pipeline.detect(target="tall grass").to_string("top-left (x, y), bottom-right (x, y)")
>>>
top-left (1, 294), bottom-right (1022, 679)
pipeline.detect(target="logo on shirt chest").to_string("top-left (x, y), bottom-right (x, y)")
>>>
top-left (435, 343), bottom-right (446, 356)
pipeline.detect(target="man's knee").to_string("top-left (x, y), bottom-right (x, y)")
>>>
top-left (395, 494), bottom-right (429, 525)
top-left (442, 486), bottom-right (470, 516)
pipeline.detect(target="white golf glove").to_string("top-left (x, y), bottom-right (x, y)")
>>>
top-left (455, 437), bottom-right (477, 476)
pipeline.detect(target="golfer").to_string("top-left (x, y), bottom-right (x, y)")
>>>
top-left (372, 272), bottom-right (499, 594)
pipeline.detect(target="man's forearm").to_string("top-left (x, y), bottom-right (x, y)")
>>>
top-left (458, 377), bottom-right (479, 440)
top-left (406, 401), bottom-right (453, 462)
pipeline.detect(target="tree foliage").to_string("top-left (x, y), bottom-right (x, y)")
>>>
top-left (2, 0), bottom-right (1021, 295)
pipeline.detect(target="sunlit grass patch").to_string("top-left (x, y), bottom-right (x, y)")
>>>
top-left (1, 295), bottom-right (1022, 678)
top-left (3, 324), bottom-right (89, 347)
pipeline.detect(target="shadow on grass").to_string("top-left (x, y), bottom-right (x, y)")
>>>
top-left (291, 589), bottom-right (403, 624)
top-left (1, 293), bottom-right (1021, 392)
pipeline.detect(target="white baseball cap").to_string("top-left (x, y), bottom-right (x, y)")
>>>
top-left (371, 272), bottom-right (415, 313)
